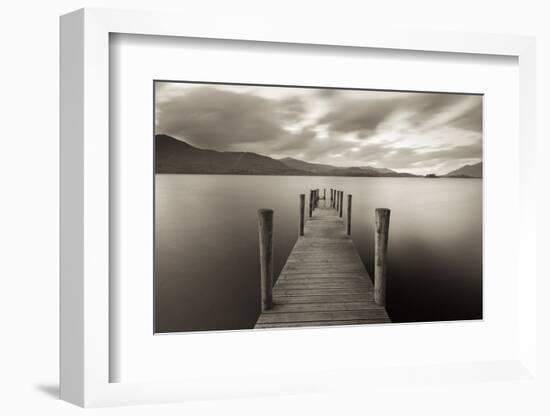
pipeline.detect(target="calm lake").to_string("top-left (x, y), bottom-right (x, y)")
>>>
top-left (155, 175), bottom-right (482, 333)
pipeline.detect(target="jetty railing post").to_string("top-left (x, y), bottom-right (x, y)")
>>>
top-left (309, 190), bottom-right (313, 217)
top-left (299, 194), bottom-right (305, 236)
top-left (347, 194), bottom-right (352, 235)
top-left (374, 208), bottom-right (391, 306)
top-left (339, 191), bottom-right (344, 217)
top-left (257, 209), bottom-right (274, 311)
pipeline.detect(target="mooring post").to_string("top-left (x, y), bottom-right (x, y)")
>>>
top-left (257, 209), bottom-right (274, 311)
top-left (347, 194), bottom-right (352, 235)
top-left (299, 194), bottom-right (305, 236)
top-left (374, 208), bottom-right (391, 306)
top-left (309, 190), bottom-right (313, 217)
top-left (339, 191), bottom-right (344, 217)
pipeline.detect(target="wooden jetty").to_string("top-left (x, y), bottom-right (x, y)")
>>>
top-left (255, 191), bottom-right (390, 329)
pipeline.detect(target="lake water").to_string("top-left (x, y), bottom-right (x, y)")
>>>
top-left (155, 175), bottom-right (482, 333)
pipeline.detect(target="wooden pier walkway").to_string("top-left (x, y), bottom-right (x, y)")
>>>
top-left (255, 196), bottom-right (390, 329)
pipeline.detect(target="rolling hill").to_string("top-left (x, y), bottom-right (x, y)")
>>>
top-left (155, 134), bottom-right (303, 175)
top-left (444, 162), bottom-right (483, 178)
top-left (155, 134), bottom-right (474, 178)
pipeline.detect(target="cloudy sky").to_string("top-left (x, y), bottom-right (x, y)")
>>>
top-left (155, 82), bottom-right (482, 175)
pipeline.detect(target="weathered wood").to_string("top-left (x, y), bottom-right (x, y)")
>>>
top-left (274, 288), bottom-right (373, 296)
top-left (309, 190), bottom-right (313, 218)
top-left (347, 194), bottom-right (352, 235)
top-left (255, 199), bottom-right (390, 328)
top-left (275, 282), bottom-right (371, 290)
top-left (260, 301), bottom-right (386, 313)
top-left (339, 191), bottom-right (343, 218)
top-left (257, 309), bottom-right (389, 324)
top-left (374, 208), bottom-right (390, 306)
top-left (273, 294), bottom-right (374, 304)
top-left (257, 209), bottom-right (274, 311)
top-left (323, 188), bottom-right (326, 199)
top-left (299, 194), bottom-right (305, 236)
top-left (255, 318), bottom-right (389, 328)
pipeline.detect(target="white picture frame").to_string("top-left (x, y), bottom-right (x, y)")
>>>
top-left (60, 7), bottom-right (537, 407)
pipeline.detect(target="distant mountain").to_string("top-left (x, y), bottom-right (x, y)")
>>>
top-left (279, 157), bottom-right (335, 174)
top-left (279, 158), bottom-right (408, 177)
top-left (155, 134), bottom-right (303, 175)
top-left (444, 162), bottom-right (483, 178)
top-left (330, 166), bottom-right (417, 177)
top-left (155, 134), bottom-right (420, 177)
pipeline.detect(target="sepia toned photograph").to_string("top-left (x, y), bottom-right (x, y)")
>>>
top-left (154, 81), bottom-right (482, 333)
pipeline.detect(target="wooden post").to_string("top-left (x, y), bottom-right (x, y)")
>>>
top-left (257, 209), bottom-right (274, 311)
top-left (330, 189), bottom-right (333, 203)
top-left (309, 190), bottom-right (313, 218)
top-left (335, 191), bottom-right (339, 211)
top-left (374, 208), bottom-right (390, 306)
top-left (347, 194), bottom-right (352, 235)
top-left (339, 191), bottom-right (343, 217)
top-left (299, 194), bottom-right (305, 236)
top-left (323, 188), bottom-right (326, 200)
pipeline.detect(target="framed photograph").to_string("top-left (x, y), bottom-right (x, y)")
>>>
top-left (60, 8), bottom-right (537, 407)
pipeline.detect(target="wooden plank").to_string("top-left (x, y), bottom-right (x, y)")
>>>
top-left (260, 302), bottom-right (386, 313)
top-left (278, 272), bottom-right (372, 278)
top-left (272, 294), bottom-right (374, 304)
top-left (274, 282), bottom-right (371, 290)
top-left (255, 318), bottom-right (390, 329)
top-left (273, 288), bottom-right (373, 296)
top-left (257, 309), bottom-right (389, 324)
top-left (276, 278), bottom-right (371, 285)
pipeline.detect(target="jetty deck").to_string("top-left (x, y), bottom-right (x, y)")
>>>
top-left (255, 197), bottom-right (390, 329)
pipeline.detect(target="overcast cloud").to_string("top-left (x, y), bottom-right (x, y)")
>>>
top-left (155, 82), bottom-right (482, 175)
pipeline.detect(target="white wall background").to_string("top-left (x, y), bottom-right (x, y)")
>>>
top-left (1, 0), bottom-right (548, 414)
